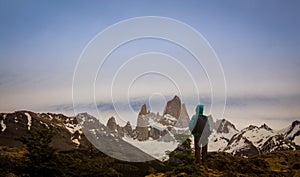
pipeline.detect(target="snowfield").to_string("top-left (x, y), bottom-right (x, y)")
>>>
top-left (242, 127), bottom-right (274, 148)
top-left (122, 136), bottom-right (179, 161)
top-left (25, 112), bottom-right (32, 130)
top-left (208, 127), bottom-right (239, 152)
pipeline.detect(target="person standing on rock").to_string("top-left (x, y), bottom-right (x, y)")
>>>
top-left (189, 104), bottom-right (211, 164)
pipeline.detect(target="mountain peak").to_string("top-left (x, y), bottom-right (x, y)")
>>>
top-left (215, 118), bottom-right (238, 133)
top-left (173, 95), bottom-right (180, 100)
top-left (291, 120), bottom-right (300, 127)
top-left (260, 123), bottom-right (273, 131)
top-left (139, 104), bottom-right (148, 116)
top-left (242, 125), bottom-right (259, 132)
top-left (163, 95), bottom-right (181, 118)
top-left (107, 116), bottom-right (118, 132)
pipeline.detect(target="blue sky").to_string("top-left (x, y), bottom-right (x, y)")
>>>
top-left (1, 0), bottom-right (300, 129)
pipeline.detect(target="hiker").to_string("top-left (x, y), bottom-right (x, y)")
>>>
top-left (189, 104), bottom-right (211, 164)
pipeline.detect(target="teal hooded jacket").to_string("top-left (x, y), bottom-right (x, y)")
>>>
top-left (189, 104), bottom-right (210, 137)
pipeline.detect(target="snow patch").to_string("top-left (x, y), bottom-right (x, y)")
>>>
top-left (39, 121), bottom-right (49, 128)
top-left (164, 114), bottom-right (177, 121)
top-left (25, 113), bottom-right (32, 130)
top-left (89, 129), bottom-right (96, 135)
top-left (48, 115), bottom-right (53, 120)
top-left (65, 123), bottom-right (82, 134)
top-left (0, 120), bottom-right (6, 132)
top-left (72, 138), bottom-right (80, 146)
top-left (148, 118), bottom-right (167, 131)
top-left (294, 136), bottom-right (300, 146)
top-left (208, 128), bottom-right (238, 152)
top-left (209, 132), bottom-right (229, 152)
top-left (225, 137), bottom-right (248, 155)
top-left (243, 127), bottom-right (275, 148)
top-left (1, 114), bottom-right (7, 132)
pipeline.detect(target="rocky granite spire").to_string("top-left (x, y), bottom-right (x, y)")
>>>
top-left (106, 117), bottom-right (118, 132)
top-left (139, 104), bottom-right (148, 116)
top-left (123, 121), bottom-right (133, 137)
top-left (163, 95), bottom-right (181, 119)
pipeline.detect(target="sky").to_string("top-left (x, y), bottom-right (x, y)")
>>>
top-left (0, 0), bottom-right (300, 129)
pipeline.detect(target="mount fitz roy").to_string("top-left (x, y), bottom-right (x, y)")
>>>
top-left (0, 96), bottom-right (299, 159)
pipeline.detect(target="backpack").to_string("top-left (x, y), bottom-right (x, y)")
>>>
top-left (192, 115), bottom-right (209, 137)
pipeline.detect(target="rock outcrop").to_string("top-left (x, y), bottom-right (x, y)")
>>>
top-left (107, 117), bottom-right (118, 132)
top-left (163, 96), bottom-right (181, 118)
top-left (123, 121), bottom-right (134, 137)
top-left (136, 104), bottom-right (150, 140)
top-left (139, 104), bottom-right (148, 116)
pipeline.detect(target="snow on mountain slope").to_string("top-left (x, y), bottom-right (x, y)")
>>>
top-left (209, 126), bottom-right (239, 152)
top-left (77, 113), bottom-right (155, 162)
top-left (208, 118), bottom-right (239, 152)
top-left (209, 131), bottom-right (230, 152)
top-left (260, 134), bottom-right (298, 153)
top-left (223, 123), bottom-right (300, 157)
top-left (223, 133), bottom-right (259, 158)
top-left (241, 125), bottom-right (275, 149)
top-left (277, 120), bottom-right (300, 146)
top-left (0, 111), bottom-right (86, 150)
top-left (122, 136), bottom-right (179, 161)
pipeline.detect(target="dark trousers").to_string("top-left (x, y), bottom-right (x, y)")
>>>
top-left (194, 136), bottom-right (208, 163)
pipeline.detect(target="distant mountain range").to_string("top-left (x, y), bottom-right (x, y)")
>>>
top-left (222, 121), bottom-right (300, 157)
top-left (0, 96), bottom-right (299, 160)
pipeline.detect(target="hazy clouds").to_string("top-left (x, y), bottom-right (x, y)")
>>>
top-left (1, 1), bottom-right (300, 129)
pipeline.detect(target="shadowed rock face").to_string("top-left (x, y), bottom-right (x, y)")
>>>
top-left (285, 120), bottom-right (300, 141)
top-left (106, 116), bottom-right (125, 137)
top-left (123, 121), bottom-right (134, 137)
top-left (107, 117), bottom-right (118, 132)
top-left (163, 96), bottom-right (181, 118)
top-left (216, 119), bottom-right (238, 133)
top-left (136, 126), bottom-right (149, 141)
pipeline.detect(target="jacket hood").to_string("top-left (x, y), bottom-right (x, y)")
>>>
top-left (195, 104), bottom-right (204, 116)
